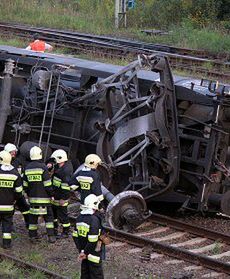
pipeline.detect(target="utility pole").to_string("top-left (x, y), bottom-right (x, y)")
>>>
top-left (115, 0), bottom-right (127, 29)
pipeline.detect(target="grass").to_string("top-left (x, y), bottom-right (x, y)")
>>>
top-left (212, 241), bottom-right (222, 255)
top-left (12, 232), bottom-right (20, 240)
top-left (46, 262), bottom-right (59, 273)
top-left (161, 21), bottom-right (230, 53)
top-left (0, 36), bottom-right (25, 48)
top-left (26, 270), bottom-right (48, 279)
top-left (0, 0), bottom-right (114, 35)
top-left (0, 260), bottom-right (23, 278)
top-left (0, 259), bottom-right (47, 279)
top-left (23, 248), bottom-right (46, 265)
top-left (133, 21), bottom-right (230, 53)
top-left (69, 271), bottom-right (81, 279)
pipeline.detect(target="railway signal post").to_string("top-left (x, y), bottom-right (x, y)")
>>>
top-left (115, 0), bottom-right (127, 28)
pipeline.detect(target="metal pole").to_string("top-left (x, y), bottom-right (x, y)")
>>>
top-left (115, 0), bottom-right (120, 28)
top-left (0, 59), bottom-right (15, 142)
top-left (123, 0), bottom-right (127, 28)
top-left (115, 0), bottom-right (127, 29)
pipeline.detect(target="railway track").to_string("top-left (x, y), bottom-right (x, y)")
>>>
top-left (100, 213), bottom-right (230, 277)
top-left (0, 21), bottom-right (229, 60)
top-left (0, 250), bottom-right (68, 279)
top-left (0, 22), bottom-right (229, 81)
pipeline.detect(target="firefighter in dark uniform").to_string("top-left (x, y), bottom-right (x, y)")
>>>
top-left (23, 146), bottom-right (55, 243)
top-left (4, 143), bottom-right (30, 228)
top-left (50, 149), bottom-right (73, 238)
top-left (4, 144), bottom-right (21, 171)
top-left (0, 150), bottom-right (23, 249)
top-left (70, 154), bottom-right (104, 204)
top-left (73, 194), bottom-right (104, 279)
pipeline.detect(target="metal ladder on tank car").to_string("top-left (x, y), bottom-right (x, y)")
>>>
top-left (39, 69), bottom-right (61, 160)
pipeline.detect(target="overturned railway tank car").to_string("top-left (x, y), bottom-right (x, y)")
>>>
top-left (0, 45), bottom-right (230, 228)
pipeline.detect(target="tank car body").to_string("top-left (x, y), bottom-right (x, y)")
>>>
top-left (0, 45), bottom-right (230, 220)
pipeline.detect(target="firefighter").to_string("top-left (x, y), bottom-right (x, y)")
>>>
top-left (25, 33), bottom-right (53, 53)
top-left (50, 149), bottom-right (73, 238)
top-left (4, 143), bottom-right (21, 171)
top-left (23, 146), bottom-right (55, 243)
top-left (0, 150), bottom-right (23, 249)
top-left (70, 154), bottom-right (104, 204)
top-left (4, 143), bottom-right (30, 228)
top-left (73, 194), bottom-right (104, 279)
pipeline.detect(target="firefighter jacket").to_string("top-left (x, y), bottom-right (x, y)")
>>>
top-left (11, 157), bottom-right (21, 170)
top-left (12, 156), bottom-right (23, 175)
top-left (23, 160), bottom-right (53, 207)
top-left (0, 165), bottom-right (23, 213)
top-left (52, 160), bottom-right (73, 205)
top-left (73, 211), bottom-right (102, 264)
top-left (70, 167), bottom-right (103, 204)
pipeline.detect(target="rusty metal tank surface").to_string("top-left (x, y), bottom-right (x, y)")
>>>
top-left (0, 45), bottom-right (230, 223)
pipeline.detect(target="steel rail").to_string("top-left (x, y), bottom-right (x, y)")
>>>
top-left (0, 22), bottom-right (229, 81)
top-left (0, 21), bottom-right (229, 61)
top-left (0, 250), bottom-right (68, 279)
top-left (0, 23), bottom-right (229, 68)
top-left (69, 214), bottom-right (230, 274)
top-left (104, 225), bottom-right (230, 275)
top-left (171, 64), bottom-right (230, 80)
top-left (2, 27), bottom-right (230, 82)
top-left (150, 213), bottom-right (230, 245)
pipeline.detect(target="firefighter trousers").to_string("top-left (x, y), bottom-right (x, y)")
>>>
top-left (81, 259), bottom-right (104, 279)
top-left (15, 196), bottom-right (30, 227)
top-left (28, 206), bottom-right (54, 238)
top-left (0, 213), bottom-right (13, 247)
top-left (52, 205), bottom-right (70, 233)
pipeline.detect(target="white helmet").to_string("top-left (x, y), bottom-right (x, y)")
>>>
top-left (84, 154), bottom-right (102, 169)
top-left (30, 146), bottom-right (42, 160)
top-left (51, 149), bottom-right (68, 163)
top-left (4, 143), bottom-right (18, 153)
top-left (83, 194), bottom-right (100, 210)
top-left (0, 151), bottom-right (12, 166)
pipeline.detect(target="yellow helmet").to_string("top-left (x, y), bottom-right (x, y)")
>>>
top-left (4, 143), bottom-right (18, 153)
top-left (30, 146), bottom-right (42, 160)
top-left (51, 149), bottom-right (68, 163)
top-left (84, 154), bottom-right (102, 169)
top-left (0, 151), bottom-right (12, 166)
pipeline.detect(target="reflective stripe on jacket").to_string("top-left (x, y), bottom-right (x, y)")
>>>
top-left (0, 167), bottom-right (23, 212)
top-left (69, 167), bottom-right (103, 204)
top-left (52, 160), bottom-right (73, 201)
top-left (23, 160), bottom-right (53, 206)
top-left (72, 213), bottom-right (102, 264)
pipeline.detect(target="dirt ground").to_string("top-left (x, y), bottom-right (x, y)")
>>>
top-left (5, 212), bottom-right (162, 279)
top-left (1, 211), bottom-right (229, 279)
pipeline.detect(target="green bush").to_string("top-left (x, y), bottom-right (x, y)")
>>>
top-left (0, 0), bottom-right (229, 31)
